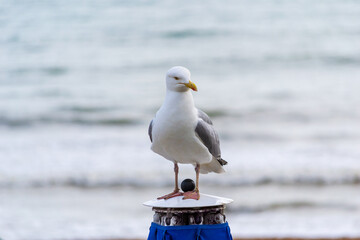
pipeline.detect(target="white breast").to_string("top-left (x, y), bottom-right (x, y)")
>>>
top-left (151, 91), bottom-right (212, 164)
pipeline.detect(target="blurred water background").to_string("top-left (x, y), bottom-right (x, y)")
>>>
top-left (1, 0), bottom-right (360, 239)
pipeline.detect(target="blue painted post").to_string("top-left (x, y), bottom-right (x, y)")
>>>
top-left (144, 194), bottom-right (234, 240)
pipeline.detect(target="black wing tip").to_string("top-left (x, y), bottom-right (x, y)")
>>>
top-left (217, 158), bottom-right (228, 166)
top-left (148, 120), bottom-right (153, 142)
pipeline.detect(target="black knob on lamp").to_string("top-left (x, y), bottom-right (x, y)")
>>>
top-left (181, 179), bottom-right (195, 192)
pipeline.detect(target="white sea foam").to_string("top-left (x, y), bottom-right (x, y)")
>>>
top-left (1, 185), bottom-right (360, 240)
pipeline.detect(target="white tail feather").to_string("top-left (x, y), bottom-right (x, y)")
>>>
top-left (198, 158), bottom-right (225, 174)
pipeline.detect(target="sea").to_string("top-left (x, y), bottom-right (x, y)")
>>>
top-left (1, 0), bottom-right (360, 239)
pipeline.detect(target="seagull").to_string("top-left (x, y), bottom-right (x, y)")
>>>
top-left (148, 66), bottom-right (227, 200)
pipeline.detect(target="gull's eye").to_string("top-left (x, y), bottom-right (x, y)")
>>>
top-left (174, 77), bottom-right (180, 80)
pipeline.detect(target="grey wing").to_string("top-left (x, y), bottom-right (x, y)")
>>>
top-left (195, 110), bottom-right (227, 166)
top-left (197, 109), bottom-right (213, 125)
top-left (148, 119), bottom-right (153, 142)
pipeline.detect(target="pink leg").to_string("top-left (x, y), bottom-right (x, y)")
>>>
top-left (183, 164), bottom-right (200, 200)
top-left (157, 163), bottom-right (183, 200)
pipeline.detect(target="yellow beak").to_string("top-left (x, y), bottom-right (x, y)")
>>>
top-left (183, 80), bottom-right (198, 91)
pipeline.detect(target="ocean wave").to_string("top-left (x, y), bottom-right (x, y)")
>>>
top-left (0, 177), bottom-right (169, 189)
top-left (227, 201), bottom-right (356, 213)
top-left (0, 106), bottom-right (230, 128)
top-left (161, 29), bottom-right (222, 39)
top-left (208, 54), bottom-right (360, 67)
top-left (0, 116), bottom-right (139, 127)
top-left (9, 66), bottom-right (68, 76)
top-left (58, 105), bottom-right (116, 113)
top-left (206, 175), bottom-right (360, 187)
top-left (1, 174), bottom-right (360, 189)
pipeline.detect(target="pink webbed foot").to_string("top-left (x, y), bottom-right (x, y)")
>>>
top-left (182, 190), bottom-right (200, 200)
top-left (157, 190), bottom-right (183, 200)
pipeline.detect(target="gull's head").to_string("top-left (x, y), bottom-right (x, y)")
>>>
top-left (165, 66), bottom-right (198, 92)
